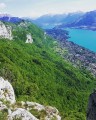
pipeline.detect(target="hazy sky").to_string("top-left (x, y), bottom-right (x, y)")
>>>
top-left (0, 0), bottom-right (96, 17)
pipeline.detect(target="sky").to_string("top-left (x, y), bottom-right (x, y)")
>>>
top-left (0, 0), bottom-right (96, 18)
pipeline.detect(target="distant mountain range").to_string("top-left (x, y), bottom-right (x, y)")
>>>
top-left (0, 14), bottom-right (23, 23)
top-left (1, 10), bottom-right (96, 30)
top-left (58, 10), bottom-right (96, 30)
top-left (26, 10), bottom-right (96, 30)
top-left (30, 12), bottom-right (84, 29)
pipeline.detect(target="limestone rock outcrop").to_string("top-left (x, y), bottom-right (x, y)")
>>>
top-left (0, 21), bottom-right (34, 44)
top-left (45, 106), bottom-right (61, 120)
top-left (8, 108), bottom-right (38, 120)
top-left (0, 77), bottom-right (15, 104)
top-left (26, 34), bottom-right (33, 43)
top-left (20, 101), bottom-right (61, 120)
top-left (0, 21), bottom-right (13, 40)
top-left (21, 101), bottom-right (45, 111)
top-left (0, 77), bottom-right (61, 120)
top-left (0, 101), bottom-right (7, 110)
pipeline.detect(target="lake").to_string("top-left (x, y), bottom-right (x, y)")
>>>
top-left (67, 28), bottom-right (96, 52)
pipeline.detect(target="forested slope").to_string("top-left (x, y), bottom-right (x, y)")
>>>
top-left (0, 21), bottom-right (96, 119)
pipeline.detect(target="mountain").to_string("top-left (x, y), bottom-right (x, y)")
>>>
top-left (0, 14), bottom-right (23, 23)
top-left (27, 10), bottom-right (96, 30)
top-left (0, 20), bottom-right (96, 120)
top-left (28, 12), bottom-right (83, 29)
top-left (59, 10), bottom-right (96, 30)
top-left (26, 14), bottom-right (67, 29)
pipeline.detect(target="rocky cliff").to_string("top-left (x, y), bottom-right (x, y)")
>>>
top-left (0, 77), bottom-right (61, 120)
top-left (26, 34), bottom-right (33, 43)
top-left (0, 21), bottom-right (13, 40)
top-left (0, 21), bottom-right (34, 44)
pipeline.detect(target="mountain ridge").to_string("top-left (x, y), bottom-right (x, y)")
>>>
top-left (29, 12), bottom-right (84, 29)
top-left (58, 10), bottom-right (96, 30)
top-left (25, 10), bottom-right (96, 31)
top-left (0, 19), bottom-right (96, 119)
top-left (0, 14), bottom-right (23, 23)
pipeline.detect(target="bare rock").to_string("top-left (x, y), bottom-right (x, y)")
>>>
top-left (45, 106), bottom-right (61, 120)
top-left (0, 101), bottom-right (7, 110)
top-left (0, 77), bottom-right (61, 120)
top-left (0, 77), bottom-right (15, 104)
top-left (8, 108), bottom-right (38, 120)
top-left (0, 21), bottom-right (13, 40)
top-left (26, 34), bottom-right (33, 43)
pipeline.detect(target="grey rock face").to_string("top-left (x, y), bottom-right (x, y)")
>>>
top-left (0, 77), bottom-right (15, 104)
top-left (87, 92), bottom-right (96, 120)
top-left (0, 101), bottom-right (7, 110)
top-left (21, 101), bottom-right (61, 120)
top-left (8, 108), bottom-right (38, 120)
top-left (0, 77), bottom-right (61, 120)
top-left (0, 21), bottom-right (13, 40)
top-left (25, 34), bottom-right (33, 43)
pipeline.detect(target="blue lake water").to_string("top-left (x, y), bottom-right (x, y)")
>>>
top-left (67, 29), bottom-right (96, 52)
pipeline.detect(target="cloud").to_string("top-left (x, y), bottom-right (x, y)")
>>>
top-left (0, 3), bottom-right (6, 9)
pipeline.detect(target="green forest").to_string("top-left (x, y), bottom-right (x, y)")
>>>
top-left (0, 21), bottom-right (96, 120)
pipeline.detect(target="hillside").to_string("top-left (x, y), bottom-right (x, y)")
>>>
top-left (46, 29), bottom-right (96, 77)
top-left (0, 20), bottom-right (96, 120)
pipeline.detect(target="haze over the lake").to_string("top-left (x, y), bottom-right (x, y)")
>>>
top-left (0, 0), bottom-right (96, 17)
